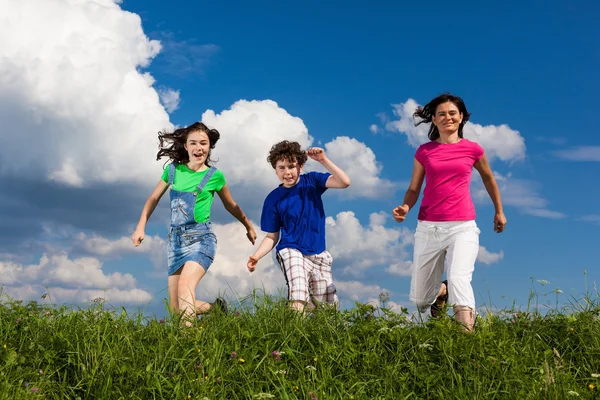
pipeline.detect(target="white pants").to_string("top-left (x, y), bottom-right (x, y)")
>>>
top-left (410, 220), bottom-right (480, 313)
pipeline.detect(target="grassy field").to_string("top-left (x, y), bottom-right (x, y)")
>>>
top-left (2, 285), bottom-right (600, 399)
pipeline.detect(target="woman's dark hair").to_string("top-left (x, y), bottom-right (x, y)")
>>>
top-left (267, 140), bottom-right (308, 169)
top-left (156, 122), bottom-right (220, 166)
top-left (413, 93), bottom-right (471, 141)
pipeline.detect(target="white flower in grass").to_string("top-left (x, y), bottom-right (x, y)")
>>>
top-left (306, 366), bottom-right (317, 371)
top-left (254, 394), bottom-right (276, 399)
top-left (592, 373), bottom-right (600, 378)
top-left (567, 391), bottom-right (580, 397)
top-left (418, 343), bottom-right (433, 350)
top-left (273, 370), bottom-right (287, 375)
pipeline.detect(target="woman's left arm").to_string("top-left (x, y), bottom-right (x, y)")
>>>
top-left (217, 184), bottom-right (257, 244)
top-left (474, 154), bottom-right (507, 233)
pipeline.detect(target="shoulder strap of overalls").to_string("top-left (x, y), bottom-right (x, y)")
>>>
top-left (196, 167), bottom-right (217, 192)
top-left (167, 163), bottom-right (177, 185)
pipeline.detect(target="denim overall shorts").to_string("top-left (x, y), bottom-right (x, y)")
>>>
top-left (166, 163), bottom-right (218, 276)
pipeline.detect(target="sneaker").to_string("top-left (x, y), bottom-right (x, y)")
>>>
top-left (212, 297), bottom-right (228, 314)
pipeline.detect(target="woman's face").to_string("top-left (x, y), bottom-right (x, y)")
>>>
top-left (432, 101), bottom-right (463, 136)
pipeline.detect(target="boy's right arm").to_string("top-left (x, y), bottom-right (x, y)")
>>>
top-left (247, 232), bottom-right (280, 272)
top-left (132, 179), bottom-right (169, 246)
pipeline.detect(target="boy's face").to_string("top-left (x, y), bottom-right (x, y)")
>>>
top-left (275, 158), bottom-right (303, 188)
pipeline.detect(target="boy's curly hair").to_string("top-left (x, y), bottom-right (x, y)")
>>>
top-left (267, 140), bottom-right (308, 169)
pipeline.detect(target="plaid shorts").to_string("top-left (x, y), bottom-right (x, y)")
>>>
top-left (276, 248), bottom-right (338, 305)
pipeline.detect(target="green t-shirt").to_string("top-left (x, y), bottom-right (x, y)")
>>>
top-left (161, 164), bottom-right (226, 223)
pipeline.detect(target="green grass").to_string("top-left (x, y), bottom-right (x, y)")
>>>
top-left (2, 289), bottom-right (600, 399)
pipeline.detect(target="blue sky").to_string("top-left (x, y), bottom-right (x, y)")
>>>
top-left (0, 0), bottom-right (598, 317)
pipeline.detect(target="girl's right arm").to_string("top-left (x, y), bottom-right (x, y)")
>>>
top-left (393, 159), bottom-right (425, 223)
top-left (132, 179), bottom-right (170, 246)
top-left (247, 232), bottom-right (280, 272)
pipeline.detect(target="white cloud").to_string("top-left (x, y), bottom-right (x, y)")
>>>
top-left (203, 99), bottom-right (313, 191)
top-left (158, 88), bottom-right (181, 113)
top-left (477, 246), bottom-right (504, 264)
top-left (336, 280), bottom-right (388, 301)
top-left (326, 211), bottom-right (413, 276)
top-left (0, 0), bottom-right (170, 187)
top-left (321, 137), bottom-right (395, 198)
top-left (579, 215), bottom-right (600, 225)
top-left (0, 252), bottom-right (151, 304)
top-left (369, 124), bottom-right (379, 134)
top-left (554, 146), bottom-right (600, 162)
top-left (472, 172), bottom-right (566, 219)
top-left (72, 232), bottom-right (167, 271)
top-left (384, 98), bottom-right (526, 162)
top-left (191, 222), bottom-right (286, 301)
top-left (204, 101), bottom-right (393, 200)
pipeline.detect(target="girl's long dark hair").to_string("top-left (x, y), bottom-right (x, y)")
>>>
top-left (413, 93), bottom-right (471, 141)
top-left (156, 122), bottom-right (220, 166)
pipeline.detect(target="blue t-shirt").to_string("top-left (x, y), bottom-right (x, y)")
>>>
top-left (260, 171), bottom-right (331, 255)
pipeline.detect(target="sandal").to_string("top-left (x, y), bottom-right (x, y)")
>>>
top-left (430, 280), bottom-right (448, 318)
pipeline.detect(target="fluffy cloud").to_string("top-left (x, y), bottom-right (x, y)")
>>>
top-left (158, 88), bottom-right (181, 113)
top-left (554, 146), bottom-right (600, 162)
top-left (477, 246), bottom-right (504, 264)
top-left (0, 252), bottom-right (151, 304)
top-left (0, 0), bottom-right (169, 187)
top-left (472, 172), bottom-right (565, 219)
top-left (203, 100), bottom-right (313, 191)
top-left (383, 98), bottom-right (526, 162)
top-left (579, 215), bottom-right (600, 225)
top-left (326, 211), bottom-right (413, 277)
top-left (321, 137), bottom-right (395, 198)
top-left (71, 233), bottom-right (167, 271)
top-left (204, 101), bottom-right (395, 202)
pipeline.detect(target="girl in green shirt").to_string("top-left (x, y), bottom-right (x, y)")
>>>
top-left (132, 122), bottom-right (256, 326)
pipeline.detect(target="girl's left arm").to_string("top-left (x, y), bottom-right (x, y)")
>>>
top-left (474, 154), bottom-right (507, 233)
top-left (217, 184), bottom-right (257, 244)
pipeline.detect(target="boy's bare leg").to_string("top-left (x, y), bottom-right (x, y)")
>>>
top-left (290, 300), bottom-right (306, 312)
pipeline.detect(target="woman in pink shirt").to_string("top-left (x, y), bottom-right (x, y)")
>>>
top-left (393, 93), bottom-right (506, 331)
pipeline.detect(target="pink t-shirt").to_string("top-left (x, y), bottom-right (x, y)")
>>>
top-left (415, 139), bottom-right (484, 222)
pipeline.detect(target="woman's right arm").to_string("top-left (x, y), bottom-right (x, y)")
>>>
top-left (392, 159), bottom-right (425, 223)
top-left (132, 179), bottom-right (169, 246)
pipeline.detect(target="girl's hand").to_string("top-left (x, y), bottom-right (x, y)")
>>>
top-left (131, 228), bottom-right (145, 247)
top-left (246, 228), bottom-right (257, 245)
top-left (494, 211), bottom-right (507, 233)
top-left (307, 147), bottom-right (327, 162)
top-left (247, 256), bottom-right (259, 272)
top-left (392, 204), bottom-right (410, 223)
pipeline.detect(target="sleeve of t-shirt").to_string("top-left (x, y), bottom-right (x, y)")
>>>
top-left (472, 142), bottom-right (485, 163)
top-left (211, 169), bottom-right (227, 191)
top-left (161, 164), bottom-right (170, 183)
top-left (415, 145), bottom-right (426, 165)
top-left (308, 171), bottom-right (331, 195)
top-left (260, 193), bottom-right (281, 233)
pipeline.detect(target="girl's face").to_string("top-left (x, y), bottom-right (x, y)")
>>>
top-left (432, 101), bottom-right (463, 136)
top-left (184, 130), bottom-right (211, 165)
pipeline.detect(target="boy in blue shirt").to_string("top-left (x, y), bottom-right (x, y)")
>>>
top-left (247, 140), bottom-right (351, 312)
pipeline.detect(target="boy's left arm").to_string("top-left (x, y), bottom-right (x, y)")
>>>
top-left (306, 147), bottom-right (351, 189)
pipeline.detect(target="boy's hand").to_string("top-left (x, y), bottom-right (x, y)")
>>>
top-left (307, 147), bottom-right (327, 162)
top-left (392, 204), bottom-right (409, 223)
top-left (247, 256), bottom-right (259, 272)
top-left (246, 228), bottom-right (257, 244)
